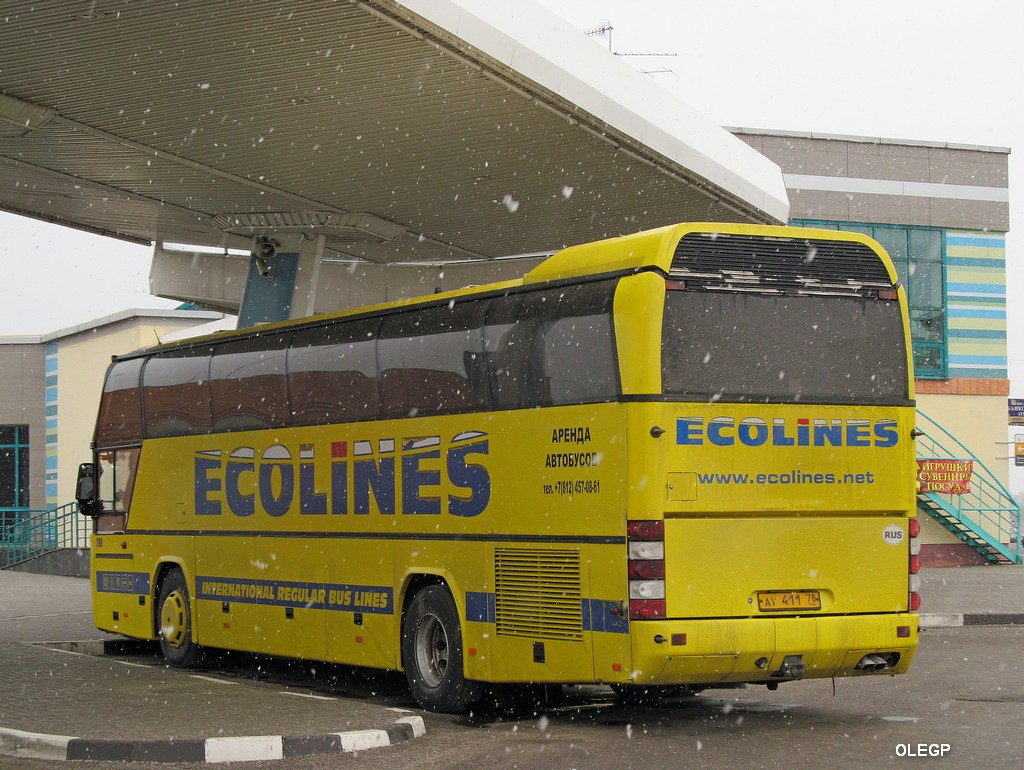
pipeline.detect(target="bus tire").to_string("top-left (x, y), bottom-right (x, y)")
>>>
top-left (157, 569), bottom-right (204, 668)
top-left (402, 585), bottom-right (481, 712)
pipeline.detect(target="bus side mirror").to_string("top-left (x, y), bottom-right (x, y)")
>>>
top-left (76, 462), bottom-right (99, 517)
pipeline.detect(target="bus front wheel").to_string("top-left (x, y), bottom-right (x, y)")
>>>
top-left (401, 585), bottom-right (481, 712)
top-left (157, 569), bottom-right (204, 667)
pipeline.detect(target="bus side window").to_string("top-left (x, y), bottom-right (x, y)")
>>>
top-left (96, 358), bottom-right (144, 445)
top-left (95, 447), bottom-right (139, 533)
top-left (536, 283), bottom-right (618, 405)
top-left (210, 335), bottom-right (290, 432)
top-left (288, 319), bottom-right (381, 425)
top-left (378, 301), bottom-right (489, 417)
top-left (540, 313), bottom-right (617, 405)
top-left (484, 282), bottom-right (619, 409)
top-left (142, 348), bottom-right (213, 438)
top-left (484, 296), bottom-right (538, 409)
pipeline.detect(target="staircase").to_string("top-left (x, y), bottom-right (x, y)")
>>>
top-left (0, 502), bottom-right (89, 569)
top-left (915, 409), bottom-right (1022, 564)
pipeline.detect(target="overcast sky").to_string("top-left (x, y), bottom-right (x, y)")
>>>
top-left (2, 1), bottom-right (1020, 377)
top-left (549, 0), bottom-right (1024, 377)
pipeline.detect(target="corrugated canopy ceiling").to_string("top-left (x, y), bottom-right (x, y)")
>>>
top-left (0, 0), bottom-right (787, 263)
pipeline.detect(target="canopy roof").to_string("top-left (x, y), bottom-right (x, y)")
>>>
top-left (0, 0), bottom-right (787, 263)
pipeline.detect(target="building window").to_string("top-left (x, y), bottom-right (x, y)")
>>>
top-left (1, 425), bottom-right (30, 538)
top-left (793, 220), bottom-right (946, 379)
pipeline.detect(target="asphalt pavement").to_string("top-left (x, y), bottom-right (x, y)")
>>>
top-left (0, 564), bottom-right (1021, 763)
top-left (0, 570), bottom-right (423, 762)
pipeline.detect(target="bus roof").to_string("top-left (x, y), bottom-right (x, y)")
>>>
top-left (523, 222), bottom-right (896, 285)
top-left (125, 222), bottom-right (895, 357)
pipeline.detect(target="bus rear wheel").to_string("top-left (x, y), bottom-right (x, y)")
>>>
top-left (157, 569), bottom-right (204, 667)
top-left (402, 585), bottom-right (481, 712)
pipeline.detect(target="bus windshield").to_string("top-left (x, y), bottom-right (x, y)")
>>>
top-left (661, 290), bottom-right (909, 404)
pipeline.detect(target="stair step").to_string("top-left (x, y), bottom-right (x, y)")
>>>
top-left (920, 512), bottom-right (1020, 563)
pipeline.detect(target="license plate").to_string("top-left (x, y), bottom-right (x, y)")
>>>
top-left (757, 590), bottom-right (821, 612)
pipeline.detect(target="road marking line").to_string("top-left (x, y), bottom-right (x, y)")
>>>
top-left (39, 647), bottom-right (89, 658)
top-left (279, 691), bottom-right (335, 701)
top-left (190, 675), bottom-right (240, 685)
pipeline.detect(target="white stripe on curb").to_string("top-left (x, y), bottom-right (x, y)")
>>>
top-left (1, 715), bottom-right (427, 763)
top-left (337, 730), bottom-right (391, 753)
top-left (205, 735), bottom-right (283, 763)
top-left (398, 716), bottom-right (427, 738)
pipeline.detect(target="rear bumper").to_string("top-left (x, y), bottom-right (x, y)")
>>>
top-left (626, 612), bottom-right (918, 685)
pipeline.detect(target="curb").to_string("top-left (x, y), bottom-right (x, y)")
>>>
top-left (920, 613), bottom-right (1024, 628)
top-left (0, 715), bottom-right (425, 763)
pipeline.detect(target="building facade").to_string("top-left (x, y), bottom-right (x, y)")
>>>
top-left (0, 309), bottom-right (223, 527)
top-left (0, 131), bottom-right (1013, 567)
top-left (736, 129), bottom-right (1011, 565)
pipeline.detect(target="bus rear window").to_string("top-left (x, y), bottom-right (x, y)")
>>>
top-left (662, 291), bottom-right (908, 403)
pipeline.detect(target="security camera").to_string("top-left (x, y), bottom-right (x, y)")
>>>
top-left (253, 235), bottom-right (279, 261)
top-left (252, 236), bottom-right (279, 279)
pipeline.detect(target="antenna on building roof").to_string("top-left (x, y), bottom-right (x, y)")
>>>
top-left (584, 22), bottom-right (612, 51)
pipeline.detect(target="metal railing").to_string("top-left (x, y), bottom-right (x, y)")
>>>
top-left (915, 409), bottom-right (1022, 564)
top-left (0, 502), bottom-right (90, 569)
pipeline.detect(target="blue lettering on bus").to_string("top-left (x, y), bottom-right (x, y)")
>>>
top-left (195, 456), bottom-right (222, 515)
top-left (447, 440), bottom-right (490, 518)
top-left (707, 419), bottom-right (733, 446)
top-left (331, 461), bottom-right (347, 515)
top-left (873, 421), bottom-right (900, 448)
top-left (354, 456), bottom-right (396, 515)
top-left (260, 460), bottom-right (294, 517)
top-left (193, 432), bottom-right (490, 518)
top-left (676, 418), bottom-right (703, 445)
top-left (738, 419), bottom-right (769, 446)
top-left (402, 449), bottom-right (442, 515)
top-left (299, 462), bottom-right (327, 515)
top-left (771, 421), bottom-right (794, 447)
top-left (196, 576), bottom-right (394, 614)
top-left (675, 417), bottom-right (900, 448)
top-left (225, 459), bottom-right (255, 517)
top-left (814, 422), bottom-right (843, 446)
top-left (845, 422), bottom-right (871, 447)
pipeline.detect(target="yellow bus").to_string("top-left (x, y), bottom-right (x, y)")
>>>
top-left (77, 222), bottom-right (920, 712)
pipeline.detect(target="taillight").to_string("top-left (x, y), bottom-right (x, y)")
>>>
top-left (908, 516), bottom-right (921, 611)
top-left (628, 560), bottom-right (666, 579)
top-left (628, 520), bottom-right (664, 540)
top-left (628, 519), bottom-right (666, 619)
top-left (630, 599), bottom-right (666, 619)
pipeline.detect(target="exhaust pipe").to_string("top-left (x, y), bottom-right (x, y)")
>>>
top-left (855, 652), bottom-right (900, 671)
top-left (774, 655), bottom-right (805, 680)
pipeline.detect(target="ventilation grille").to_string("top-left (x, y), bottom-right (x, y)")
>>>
top-left (494, 548), bottom-right (583, 641)
top-left (671, 232), bottom-right (895, 297)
